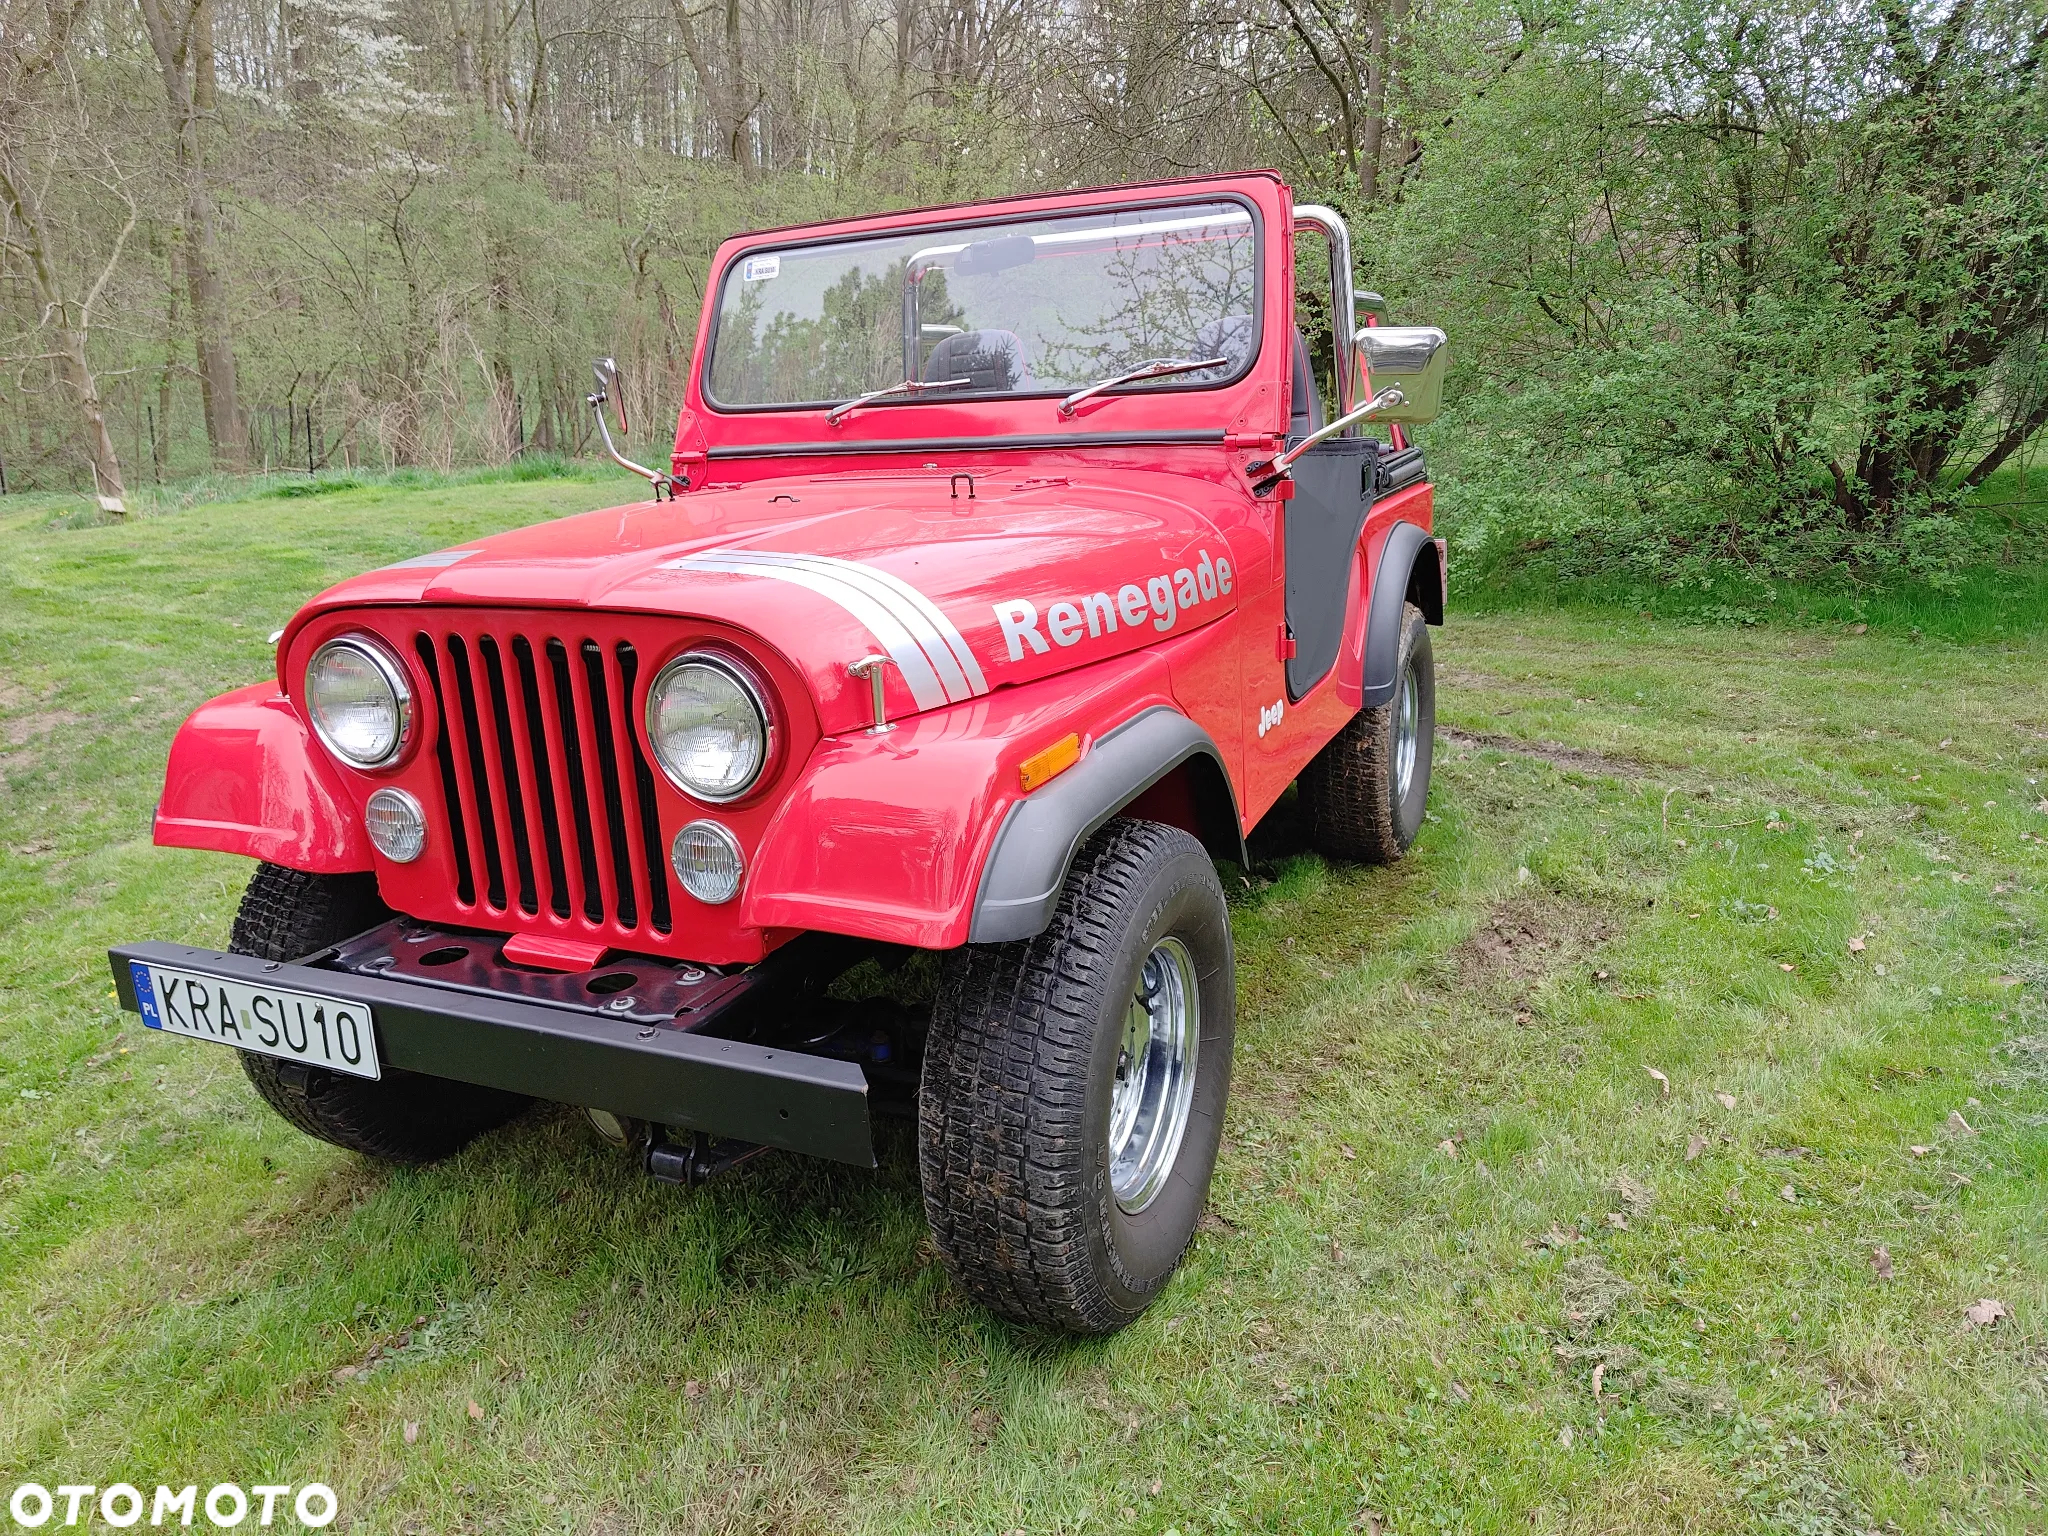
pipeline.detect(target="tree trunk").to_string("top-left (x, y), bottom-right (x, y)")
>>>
top-left (137, 0), bottom-right (246, 470)
top-left (0, 168), bottom-right (128, 506)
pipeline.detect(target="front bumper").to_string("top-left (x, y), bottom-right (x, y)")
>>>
top-left (107, 927), bottom-right (876, 1167)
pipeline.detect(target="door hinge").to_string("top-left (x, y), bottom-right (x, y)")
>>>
top-left (1277, 625), bottom-right (1297, 660)
top-left (1225, 431), bottom-right (1278, 449)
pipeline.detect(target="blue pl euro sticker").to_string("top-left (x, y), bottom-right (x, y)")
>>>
top-left (130, 961), bottom-right (164, 1030)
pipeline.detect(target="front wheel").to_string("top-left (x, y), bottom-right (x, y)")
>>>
top-left (1298, 600), bottom-right (1435, 864)
top-left (230, 863), bottom-right (530, 1163)
top-left (918, 819), bottom-right (1235, 1333)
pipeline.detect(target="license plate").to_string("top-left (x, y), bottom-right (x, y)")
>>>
top-left (130, 961), bottom-right (381, 1080)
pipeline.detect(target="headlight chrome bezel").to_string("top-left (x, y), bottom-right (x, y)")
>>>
top-left (644, 649), bottom-right (777, 805)
top-left (305, 634), bottom-right (414, 770)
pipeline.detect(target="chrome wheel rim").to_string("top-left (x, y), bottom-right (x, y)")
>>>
top-left (1393, 661), bottom-right (1420, 805)
top-left (1108, 936), bottom-right (1201, 1213)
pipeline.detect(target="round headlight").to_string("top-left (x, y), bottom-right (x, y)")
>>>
top-left (364, 787), bottom-right (427, 862)
top-left (671, 820), bottom-right (744, 904)
top-left (306, 636), bottom-right (411, 768)
top-left (645, 653), bottom-right (771, 802)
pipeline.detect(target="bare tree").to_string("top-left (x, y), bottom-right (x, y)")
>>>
top-left (136, 0), bottom-right (246, 468)
top-left (0, 0), bottom-right (135, 507)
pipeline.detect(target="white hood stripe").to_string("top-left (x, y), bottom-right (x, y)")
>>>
top-left (819, 557), bottom-right (990, 696)
top-left (699, 550), bottom-right (983, 703)
top-left (669, 548), bottom-right (990, 711)
top-left (675, 555), bottom-right (951, 712)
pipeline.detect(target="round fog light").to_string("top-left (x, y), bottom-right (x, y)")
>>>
top-left (671, 820), bottom-right (743, 904)
top-left (365, 787), bottom-right (427, 863)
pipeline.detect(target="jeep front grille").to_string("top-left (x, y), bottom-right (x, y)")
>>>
top-left (413, 624), bottom-right (672, 937)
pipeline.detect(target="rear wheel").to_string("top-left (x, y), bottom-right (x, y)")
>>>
top-left (1298, 600), bottom-right (1435, 864)
top-left (918, 819), bottom-right (1234, 1333)
top-left (230, 863), bottom-right (529, 1163)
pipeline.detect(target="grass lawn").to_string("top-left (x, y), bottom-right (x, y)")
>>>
top-left (2, 478), bottom-right (2045, 1534)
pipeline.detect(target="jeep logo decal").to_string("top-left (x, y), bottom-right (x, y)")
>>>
top-left (994, 549), bottom-right (1233, 663)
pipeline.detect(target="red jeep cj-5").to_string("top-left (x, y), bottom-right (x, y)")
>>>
top-left (112, 172), bottom-right (1448, 1333)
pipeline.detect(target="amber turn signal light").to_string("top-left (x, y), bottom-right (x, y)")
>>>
top-left (1019, 733), bottom-right (1082, 793)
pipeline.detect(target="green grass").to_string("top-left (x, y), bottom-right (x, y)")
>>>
top-left (1455, 462), bottom-right (2048, 641)
top-left (3, 480), bottom-right (2046, 1533)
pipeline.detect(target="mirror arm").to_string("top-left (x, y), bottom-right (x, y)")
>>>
top-left (1246, 386), bottom-right (1406, 493)
top-left (587, 388), bottom-right (681, 499)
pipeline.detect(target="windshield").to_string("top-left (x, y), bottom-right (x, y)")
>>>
top-left (706, 200), bottom-right (1259, 410)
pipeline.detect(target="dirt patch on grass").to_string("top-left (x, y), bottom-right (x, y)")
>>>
top-left (1456, 894), bottom-right (1614, 997)
top-left (4, 709), bottom-right (82, 747)
top-left (1437, 725), bottom-right (1661, 781)
top-left (1560, 1254), bottom-right (1634, 1337)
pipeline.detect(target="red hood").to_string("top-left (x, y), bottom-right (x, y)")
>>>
top-left (284, 470), bottom-right (1243, 735)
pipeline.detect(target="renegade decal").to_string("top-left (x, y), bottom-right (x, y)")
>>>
top-left (670, 549), bottom-right (989, 711)
top-left (994, 548), bottom-right (1233, 663)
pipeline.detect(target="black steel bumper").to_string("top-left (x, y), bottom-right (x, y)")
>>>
top-left (108, 935), bottom-right (876, 1167)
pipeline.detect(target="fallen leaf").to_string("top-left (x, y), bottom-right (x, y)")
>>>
top-left (1910, 1145), bottom-right (1931, 1157)
top-left (1939, 738), bottom-right (1952, 748)
top-left (1356, 1510), bottom-right (1385, 1536)
top-left (332, 1366), bottom-right (358, 1383)
top-left (1779, 962), bottom-right (1796, 972)
top-left (1992, 975), bottom-right (2021, 987)
top-left (1341, 1144), bottom-right (1357, 1160)
top-left (1947, 1111), bottom-right (1976, 1135)
top-left (1590, 1363), bottom-right (1605, 1400)
top-left (1448, 1379), bottom-right (1471, 1402)
top-left (1780, 1183), bottom-right (1797, 1203)
top-left (467, 1399), bottom-right (484, 1421)
top-left (1605, 1212), bottom-right (1628, 1229)
top-left (1849, 622), bottom-right (1867, 634)
top-left (1149, 1479), bottom-right (1162, 1497)
top-left (1559, 1425), bottom-right (1575, 1450)
top-left (1871, 1245), bottom-right (1893, 1281)
top-left (1437, 1138), bottom-right (1458, 1158)
top-left (1964, 1298), bottom-right (2008, 1327)
top-left (403, 1421), bottom-right (419, 1445)
top-left (1715, 1092), bottom-right (1737, 1110)
top-left (1848, 937), bottom-right (1866, 953)
top-left (1595, 969), bottom-right (1610, 981)
top-left (684, 1379), bottom-right (704, 1399)
top-left (1686, 1134), bottom-right (1707, 1161)
top-left (1645, 1065), bottom-right (1671, 1098)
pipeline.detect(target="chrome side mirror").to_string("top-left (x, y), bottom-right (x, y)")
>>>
top-left (591, 356), bottom-right (628, 435)
top-left (1353, 326), bottom-right (1448, 424)
top-left (586, 354), bottom-right (678, 499)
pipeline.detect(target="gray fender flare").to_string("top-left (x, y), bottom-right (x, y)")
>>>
top-left (1359, 521), bottom-right (1442, 708)
top-left (967, 707), bottom-right (1243, 944)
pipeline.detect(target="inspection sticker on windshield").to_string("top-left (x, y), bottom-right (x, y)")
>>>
top-left (741, 254), bottom-right (781, 281)
top-left (130, 961), bottom-right (381, 1079)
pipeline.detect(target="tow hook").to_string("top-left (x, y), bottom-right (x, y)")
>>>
top-left (646, 1131), bottom-right (769, 1186)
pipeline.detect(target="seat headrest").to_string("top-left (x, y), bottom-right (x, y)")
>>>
top-left (924, 329), bottom-right (1033, 392)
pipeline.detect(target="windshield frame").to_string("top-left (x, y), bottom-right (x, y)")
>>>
top-left (697, 191), bottom-right (1267, 418)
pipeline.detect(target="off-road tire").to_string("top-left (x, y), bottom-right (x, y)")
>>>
top-left (919, 819), bottom-right (1235, 1333)
top-left (1298, 601), bottom-right (1435, 864)
top-left (230, 863), bottom-right (529, 1163)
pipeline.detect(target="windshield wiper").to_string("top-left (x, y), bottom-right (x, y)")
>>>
top-left (1057, 356), bottom-right (1231, 418)
top-left (826, 375), bottom-right (971, 427)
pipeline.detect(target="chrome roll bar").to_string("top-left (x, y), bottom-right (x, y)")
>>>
top-left (1292, 205), bottom-right (1357, 422)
